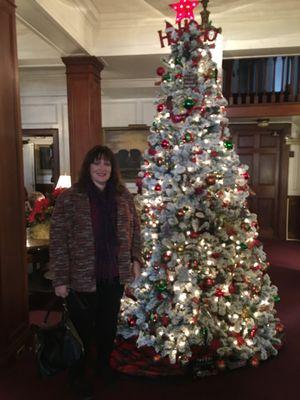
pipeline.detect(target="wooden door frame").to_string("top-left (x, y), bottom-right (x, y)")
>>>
top-left (229, 123), bottom-right (290, 240)
top-left (22, 128), bottom-right (60, 186)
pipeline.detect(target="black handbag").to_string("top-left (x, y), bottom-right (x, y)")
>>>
top-left (32, 301), bottom-right (84, 377)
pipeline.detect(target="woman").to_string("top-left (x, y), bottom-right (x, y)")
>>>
top-left (50, 145), bottom-right (142, 400)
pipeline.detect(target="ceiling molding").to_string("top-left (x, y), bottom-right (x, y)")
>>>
top-left (73, 0), bottom-right (101, 25)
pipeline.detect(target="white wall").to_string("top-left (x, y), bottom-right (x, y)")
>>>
top-left (102, 98), bottom-right (155, 127)
top-left (19, 69), bottom-right (70, 175)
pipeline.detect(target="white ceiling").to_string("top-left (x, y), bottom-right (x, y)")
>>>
top-left (16, 0), bottom-right (300, 98)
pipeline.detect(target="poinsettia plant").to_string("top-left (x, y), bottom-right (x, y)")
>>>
top-left (27, 187), bottom-right (66, 227)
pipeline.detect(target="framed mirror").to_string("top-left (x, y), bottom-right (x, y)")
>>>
top-left (23, 128), bottom-right (60, 195)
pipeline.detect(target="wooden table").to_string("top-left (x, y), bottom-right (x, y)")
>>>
top-left (26, 236), bottom-right (51, 294)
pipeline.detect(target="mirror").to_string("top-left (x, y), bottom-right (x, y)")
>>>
top-left (22, 128), bottom-right (60, 195)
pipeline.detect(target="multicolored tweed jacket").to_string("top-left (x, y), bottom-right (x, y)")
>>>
top-left (49, 186), bottom-right (142, 291)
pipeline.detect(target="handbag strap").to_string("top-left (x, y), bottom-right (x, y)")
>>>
top-left (43, 290), bottom-right (87, 324)
top-left (43, 296), bottom-right (62, 324)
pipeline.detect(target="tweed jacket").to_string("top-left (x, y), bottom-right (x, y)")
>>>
top-left (49, 185), bottom-right (142, 291)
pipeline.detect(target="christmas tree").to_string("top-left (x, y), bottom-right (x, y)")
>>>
top-left (114, 0), bottom-right (284, 377)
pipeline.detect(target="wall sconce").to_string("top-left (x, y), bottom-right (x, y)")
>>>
top-left (55, 174), bottom-right (71, 189)
top-left (256, 119), bottom-right (270, 127)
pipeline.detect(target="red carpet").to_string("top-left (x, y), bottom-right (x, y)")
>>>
top-left (0, 239), bottom-right (299, 400)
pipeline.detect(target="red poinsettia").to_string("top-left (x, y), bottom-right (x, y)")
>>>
top-left (27, 187), bottom-right (66, 226)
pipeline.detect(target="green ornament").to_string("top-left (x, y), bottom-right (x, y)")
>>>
top-left (184, 98), bottom-right (196, 109)
top-left (224, 140), bottom-right (233, 150)
top-left (211, 69), bottom-right (218, 80)
top-left (274, 295), bottom-right (281, 302)
top-left (201, 327), bottom-right (208, 336)
top-left (240, 243), bottom-right (248, 250)
top-left (163, 73), bottom-right (172, 82)
top-left (156, 280), bottom-right (167, 292)
top-left (150, 312), bottom-right (158, 322)
top-left (201, 327), bottom-right (209, 345)
top-left (185, 133), bottom-right (192, 142)
top-left (175, 57), bottom-right (183, 66)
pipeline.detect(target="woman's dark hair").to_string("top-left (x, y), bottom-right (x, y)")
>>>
top-left (76, 145), bottom-right (125, 193)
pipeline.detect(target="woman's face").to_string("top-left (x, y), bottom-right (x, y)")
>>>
top-left (90, 157), bottom-right (112, 189)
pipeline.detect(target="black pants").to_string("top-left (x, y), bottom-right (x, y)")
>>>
top-left (66, 280), bottom-right (124, 380)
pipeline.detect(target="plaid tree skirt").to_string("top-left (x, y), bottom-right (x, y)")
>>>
top-left (110, 336), bottom-right (187, 377)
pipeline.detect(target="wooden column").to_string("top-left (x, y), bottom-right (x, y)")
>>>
top-left (0, 0), bottom-right (28, 365)
top-left (62, 56), bottom-right (104, 182)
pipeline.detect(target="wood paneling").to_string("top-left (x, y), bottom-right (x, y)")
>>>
top-left (287, 196), bottom-right (300, 240)
top-left (62, 56), bottom-right (104, 182)
top-left (0, 0), bottom-right (29, 365)
top-left (230, 124), bottom-right (290, 240)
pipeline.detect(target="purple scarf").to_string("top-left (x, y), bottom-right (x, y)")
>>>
top-left (87, 181), bottom-right (119, 282)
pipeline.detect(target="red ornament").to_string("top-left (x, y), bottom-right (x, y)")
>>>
top-left (195, 186), bottom-right (204, 195)
top-left (157, 104), bottom-right (164, 112)
top-left (155, 184), bottom-right (162, 192)
top-left (175, 73), bottom-right (183, 79)
top-left (250, 357), bottom-right (260, 367)
top-left (161, 315), bottom-right (170, 327)
top-left (127, 316), bottom-right (137, 327)
top-left (228, 283), bottom-right (236, 294)
top-left (234, 334), bottom-right (245, 346)
top-left (211, 253), bottom-right (221, 259)
top-left (161, 139), bottom-right (170, 149)
top-left (226, 226), bottom-right (237, 236)
top-left (148, 148), bottom-right (157, 156)
top-left (205, 278), bottom-right (215, 287)
top-left (177, 208), bottom-right (185, 218)
top-left (192, 55), bottom-right (202, 66)
top-left (189, 231), bottom-right (200, 239)
top-left (276, 322), bottom-right (284, 333)
top-left (155, 157), bottom-right (164, 166)
top-left (216, 359), bottom-right (226, 370)
top-left (210, 150), bottom-right (218, 157)
top-left (243, 172), bottom-right (250, 180)
top-left (153, 263), bottom-right (160, 271)
top-left (156, 66), bottom-right (165, 76)
top-left (169, 0), bottom-right (199, 22)
top-left (171, 113), bottom-right (186, 123)
top-left (205, 175), bottom-right (216, 186)
top-left (189, 259), bottom-right (199, 269)
top-left (250, 327), bottom-right (257, 338)
top-left (162, 252), bottom-right (172, 262)
top-left (215, 288), bottom-right (225, 297)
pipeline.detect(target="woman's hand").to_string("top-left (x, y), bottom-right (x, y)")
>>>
top-left (55, 285), bottom-right (69, 298)
top-left (132, 260), bottom-right (141, 280)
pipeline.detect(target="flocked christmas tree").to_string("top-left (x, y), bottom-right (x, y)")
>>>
top-left (114, 0), bottom-right (284, 377)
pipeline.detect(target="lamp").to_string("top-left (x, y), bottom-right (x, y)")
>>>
top-left (55, 174), bottom-right (71, 189)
